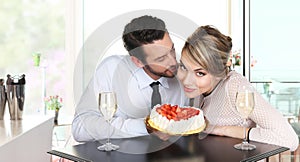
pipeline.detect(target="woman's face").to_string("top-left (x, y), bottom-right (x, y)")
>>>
top-left (177, 50), bottom-right (218, 98)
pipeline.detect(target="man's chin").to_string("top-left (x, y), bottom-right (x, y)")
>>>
top-left (163, 70), bottom-right (177, 78)
top-left (163, 74), bottom-right (175, 78)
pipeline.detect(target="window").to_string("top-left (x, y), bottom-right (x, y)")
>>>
top-left (249, 0), bottom-right (300, 82)
top-left (248, 0), bottom-right (300, 116)
top-left (0, 0), bottom-right (72, 116)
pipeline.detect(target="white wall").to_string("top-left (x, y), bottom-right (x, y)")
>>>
top-left (73, 0), bottom-right (230, 100)
top-left (83, 0), bottom-right (229, 39)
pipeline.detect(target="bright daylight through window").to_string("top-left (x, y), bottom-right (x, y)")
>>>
top-left (0, 0), bottom-right (68, 116)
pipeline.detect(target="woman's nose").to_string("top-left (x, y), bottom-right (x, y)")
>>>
top-left (183, 71), bottom-right (194, 85)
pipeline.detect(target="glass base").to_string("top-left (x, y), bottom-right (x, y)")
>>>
top-left (97, 142), bottom-right (119, 151)
top-left (234, 142), bottom-right (256, 150)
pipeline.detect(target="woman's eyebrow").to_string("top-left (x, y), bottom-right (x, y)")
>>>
top-left (180, 60), bottom-right (204, 71)
top-left (194, 68), bottom-right (204, 71)
top-left (179, 60), bottom-right (185, 66)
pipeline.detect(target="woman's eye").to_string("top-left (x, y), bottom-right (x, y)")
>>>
top-left (196, 72), bottom-right (205, 77)
top-left (179, 64), bottom-right (187, 70)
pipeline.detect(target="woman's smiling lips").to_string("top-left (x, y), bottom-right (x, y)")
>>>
top-left (183, 86), bottom-right (195, 92)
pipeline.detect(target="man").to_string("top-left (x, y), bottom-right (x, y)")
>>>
top-left (72, 15), bottom-right (188, 142)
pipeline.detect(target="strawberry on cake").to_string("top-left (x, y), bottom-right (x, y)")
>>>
top-left (147, 104), bottom-right (206, 135)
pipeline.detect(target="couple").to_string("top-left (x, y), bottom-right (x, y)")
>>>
top-left (72, 15), bottom-right (298, 151)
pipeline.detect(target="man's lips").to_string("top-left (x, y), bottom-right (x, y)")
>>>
top-left (165, 66), bottom-right (178, 75)
top-left (168, 66), bottom-right (177, 73)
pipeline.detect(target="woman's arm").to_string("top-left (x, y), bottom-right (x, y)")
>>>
top-left (210, 125), bottom-right (249, 140)
top-left (224, 73), bottom-right (299, 151)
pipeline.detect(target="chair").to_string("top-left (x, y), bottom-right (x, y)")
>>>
top-left (275, 87), bottom-right (300, 115)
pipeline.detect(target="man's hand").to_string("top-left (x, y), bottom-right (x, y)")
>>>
top-left (151, 130), bottom-right (171, 141)
top-left (145, 117), bottom-right (171, 141)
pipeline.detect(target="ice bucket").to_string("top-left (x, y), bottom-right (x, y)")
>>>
top-left (6, 74), bottom-right (26, 120)
top-left (0, 79), bottom-right (6, 120)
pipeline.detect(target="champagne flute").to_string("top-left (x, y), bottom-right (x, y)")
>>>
top-left (97, 92), bottom-right (119, 151)
top-left (234, 85), bottom-right (256, 150)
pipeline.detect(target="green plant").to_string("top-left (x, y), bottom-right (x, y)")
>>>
top-left (45, 95), bottom-right (63, 111)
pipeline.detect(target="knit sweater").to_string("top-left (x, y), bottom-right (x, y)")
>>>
top-left (196, 71), bottom-right (299, 151)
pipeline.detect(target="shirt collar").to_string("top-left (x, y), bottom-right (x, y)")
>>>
top-left (135, 68), bottom-right (170, 89)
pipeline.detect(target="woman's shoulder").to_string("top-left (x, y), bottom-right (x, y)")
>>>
top-left (223, 71), bottom-right (250, 92)
top-left (226, 71), bottom-right (248, 83)
top-left (227, 70), bottom-right (243, 78)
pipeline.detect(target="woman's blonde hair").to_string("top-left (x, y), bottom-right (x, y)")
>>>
top-left (182, 25), bottom-right (232, 78)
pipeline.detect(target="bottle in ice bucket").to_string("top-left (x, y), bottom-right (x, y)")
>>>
top-left (0, 79), bottom-right (6, 120)
top-left (33, 52), bottom-right (41, 67)
top-left (6, 74), bottom-right (26, 120)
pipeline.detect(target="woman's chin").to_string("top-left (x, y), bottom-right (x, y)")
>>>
top-left (184, 92), bottom-right (198, 99)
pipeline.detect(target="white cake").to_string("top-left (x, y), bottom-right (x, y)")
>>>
top-left (147, 104), bottom-right (206, 135)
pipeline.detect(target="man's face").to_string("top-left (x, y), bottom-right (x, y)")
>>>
top-left (142, 33), bottom-right (178, 80)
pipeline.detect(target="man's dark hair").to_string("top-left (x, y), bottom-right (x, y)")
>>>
top-left (122, 15), bottom-right (167, 62)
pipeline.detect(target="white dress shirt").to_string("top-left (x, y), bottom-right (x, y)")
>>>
top-left (72, 55), bottom-right (188, 142)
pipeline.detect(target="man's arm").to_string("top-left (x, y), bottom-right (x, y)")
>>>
top-left (72, 56), bottom-right (149, 142)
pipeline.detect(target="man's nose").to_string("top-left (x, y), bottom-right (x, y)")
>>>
top-left (167, 53), bottom-right (177, 66)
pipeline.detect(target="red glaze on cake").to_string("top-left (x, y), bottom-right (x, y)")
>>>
top-left (148, 104), bottom-right (205, 135)
top-left (156, 104), bottom-right (200, 121)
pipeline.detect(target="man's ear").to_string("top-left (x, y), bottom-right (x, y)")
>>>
top-left (131, 56), bottom-right (144, 68)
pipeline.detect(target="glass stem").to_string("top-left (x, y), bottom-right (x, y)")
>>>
top-left (107, 119), bottom-right (111, 144)
top-left (243, 118), bottom-right (247, 143)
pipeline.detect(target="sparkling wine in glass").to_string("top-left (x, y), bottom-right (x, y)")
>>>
top-left (234, 85), bottom-right (256, 150)
top-left (97, 92), bottom-right (119, 151)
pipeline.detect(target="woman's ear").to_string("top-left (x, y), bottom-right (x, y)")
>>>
top-left (131, 56), bottom-right (144, 68)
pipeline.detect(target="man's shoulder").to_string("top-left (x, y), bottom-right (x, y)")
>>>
top-left (95, 54), bottom-right (138, 73)
top-left (101, 55), bottom-right (129, 64)
top-left (96, 55), bottom-right (132, 68)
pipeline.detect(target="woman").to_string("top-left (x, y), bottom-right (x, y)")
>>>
top-left (177, 25), bottom-right (299, 151)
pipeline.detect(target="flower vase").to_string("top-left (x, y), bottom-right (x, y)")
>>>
top-left (54, 109), bottom-right (59, 125)
top-left (263, 83), bottom-right (270, 94)
top-left (233, 65), bottom-right (242, 74)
